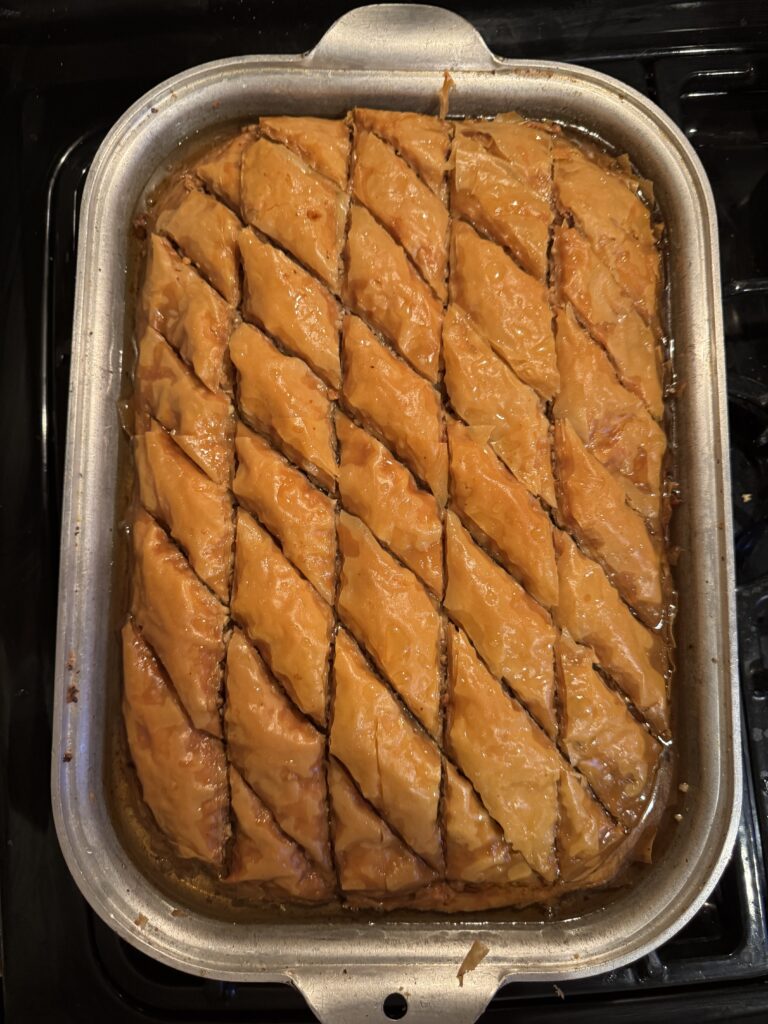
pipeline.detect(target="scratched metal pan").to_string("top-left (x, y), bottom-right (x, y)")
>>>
top-left (51, 4), bottom-right (740, 1021)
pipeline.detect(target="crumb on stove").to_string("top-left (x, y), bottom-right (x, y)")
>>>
top-left (678, 782), bottom-right (689, 792)
top-left (134, 913), bottom-right (148, 928)
top-left (66, 650), bottom-right (76, 671)
top-left (170, 908), bottom-right (185, 918)
top-left (742, 493), bottom-right (753, 503)
top-left (456, 939), bottom-right (490, 987)
top-left (66, 684), bottom-right (79, 704)
top-left (439, 69), bottom-right (455, 119)
top-left (674, 813), bottom-right (683, 822)
top-left (63, 752), bottom-right (73, 763)
top-left (553, 985), bottom-right (565, 1000)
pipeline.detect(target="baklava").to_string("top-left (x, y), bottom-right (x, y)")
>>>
top-left (123, 107), bottom-right (672, 910)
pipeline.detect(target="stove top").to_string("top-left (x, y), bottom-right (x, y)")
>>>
top-left (2, 2), bottom-right (768, 1021)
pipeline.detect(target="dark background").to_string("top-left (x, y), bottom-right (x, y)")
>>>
top-left (2, 2), bottom-right (768, 1022)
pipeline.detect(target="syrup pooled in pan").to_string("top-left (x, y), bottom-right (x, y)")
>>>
top-left (110, 101), bottom-right (677, 922)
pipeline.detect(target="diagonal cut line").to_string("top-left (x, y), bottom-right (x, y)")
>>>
top-left (227, 748), bottom-right (335, 884)
top-left (233, 489), bottom-right (336, 611)
top-left (328, 755), bottom-right (439, 880)
top-left (355, 122), bottom-right (447, 201)
top-left (452, 210), bottom-right (547, 286)
top-left (350, 195), bottom-right (446, 307)
top-left (331, 615), bottom-right (545, 879)
top-left (125, 613), bottom-right (226, 743)
top-left (449, 296), bottom-right (554, 406)
top-left (155, 199), bottom-right (241, 310)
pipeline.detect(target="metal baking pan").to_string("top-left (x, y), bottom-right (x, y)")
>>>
top-left (51, 4), bottom-right (740, 1021)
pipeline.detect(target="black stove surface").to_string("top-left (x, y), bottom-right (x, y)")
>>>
top-left (2, 2), bottom-right (768, 1021)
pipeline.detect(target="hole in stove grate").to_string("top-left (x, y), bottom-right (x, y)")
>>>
top-left (383, 992), bottom-right (409, 1019)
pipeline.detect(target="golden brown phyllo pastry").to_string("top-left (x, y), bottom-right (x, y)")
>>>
top-left (123, 109), bottom-right (672, 909)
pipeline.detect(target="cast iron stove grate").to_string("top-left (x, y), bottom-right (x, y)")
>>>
top-left (3, 4), bottom-right (768, 1022)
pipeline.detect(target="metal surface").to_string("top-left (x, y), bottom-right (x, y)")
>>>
top-left (50, 5), bottom-right (741, 1022)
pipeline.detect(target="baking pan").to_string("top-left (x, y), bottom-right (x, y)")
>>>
top-left (51, 5), bottom-right (740, 1021)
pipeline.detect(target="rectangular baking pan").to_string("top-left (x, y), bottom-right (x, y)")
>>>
top-left (51, 5), bottom-right (741, 1021)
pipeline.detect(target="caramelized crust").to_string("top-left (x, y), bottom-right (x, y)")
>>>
top-left (130, 508), bottom-right (226, 737)
top-left (555, 418), bottom-right (663, 625)
top-left (155, 183), bottom-right (241, 304)
top-left (553, 306), bottom-right (666, 524)
top-left (448, 419), bottom-right (558, 610)
top-left (230, 322), bottom-right (336, 491)
top-left (239, 227), bottom-right (341, 388)
top-left (554, 227), bottom-right (662, 417)
top-left (329, 759), bottom-right (437, 895)
top-left (353, 108), bottom-right (450, 198)
top-left (134, 421), bottom-right (233, 601)
top-left (342, 315), bottom-right (447, 503)
top-left (451, 132), bottom-right (551, 279)
top-left (260, 116), bottom-right (351, 190)
top-left (231, 509), bottom-right (333, 726)
top-left (336, 513), bottom-right (441, 738)
top-left (344, 205), bottom-right (443, 381)
top-left (444, 765), bottom-right (535, 885)
top-left (234, 422), bottom-right (336, 603)
top-left (450, 220), bottom-right (559, 400)
top-left (138, 234), bottom-right (232, 392)
top-left (122, 621), bottom-right (229, 867)
top-left (226, 767), bottom-right (333, 900)
top-left (557, 634), bottom-right (662, 828)
top-left (134, 328), bottom-right (234, 485)
top-left (446, 627), bottom-right (560, 881)
top-left (554, 530), bottom-right (668, 735)
top-left (225, 630), bottom-right (332, 875)
top-left (444, 512), bottom-right (557, 737)
top-left (443, 306), bottom-right (555, 506)
top-left (353, 129), bottom-right (449, 298)
top-left (241, 136), bottom-right (347, 290)
top-left (553, 142), bottom-right (661, 326)
top-left (336, 412), bottom-right (443, 595)
top-left (330, 630), bottom-right (443, 869)
top-left (195, 131), bottom-right (252, 211)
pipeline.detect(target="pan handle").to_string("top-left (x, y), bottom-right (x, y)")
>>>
top-left (291, 963), bottom-right (500, 1024)
top-left (306, 4), bottom-right (496, 71)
